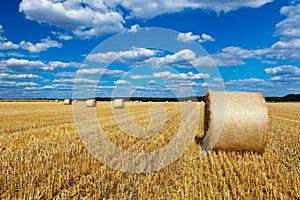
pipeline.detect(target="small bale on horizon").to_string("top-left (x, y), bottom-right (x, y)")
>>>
top-left (64, 99), bottom-right (72, 105)
top-left (113, 99), bottom-right (124, 108)
top-left (86, 99), bottom-right (97, 107)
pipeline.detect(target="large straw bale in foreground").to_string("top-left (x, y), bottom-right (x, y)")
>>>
top-left (203, 90), bottom-right (268, 153)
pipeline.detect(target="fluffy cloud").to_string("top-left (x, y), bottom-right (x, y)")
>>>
top-left (198, 33), bottom-right (215, 43)
top-left (147, 49), bottom-right (197, 67)
top-left (87, 47), bottom-right (158, 64)
top-left (0, 25), bottom-right (61, 52)
top-left (87, 45), bottom-right (273, 68)
top-left (130, 74), bottom-right (151, 80)
top-left (19, 37), bottom-right (62, 53)
top-left (54, 77), bottom-right (99, 84)
top-left (19, 0), bottom-right (273, 37)
top-left (19, 0), bottom-right (125, 38)
top-left (0, 38), bottom-right (61, 53)
top-left (224, 78), bottom-right (274, 93)
top-left (128, 24), bottom-right (141, 33)
top-left (87, 47), bottom-right (266, 68)
top-left (48, 61), bottom-right (84, 69)
top-left (275, 4), bottom-right (300, 40)
top-left (54, 72), bottom-right (76, 78)
top-left (195, 0), bottom-right (274, 14)
top-left (0, 41), bottom-right (19, 50)
top-left (149, 47), bottom-right (268, 68)
top-left (51, 31), bottom-right (73, 40)
top-left (114, 80), bottom-right (131, 85)
top-left (0, 80), bottom-right (39, 87)
top-left (269, 39), bottom-right (300, 60)
top-left (177, 32), bottom-right (200, 42)
top-left (130, 71), bottom-right (209, 82)
top-left (153, 71), bottom-right (209, 80)
top-left (270, 75), bottom-right (300, 82)
top-left (211, 46), bottom-right (269, 66)
top-left (177, 32), bottom-right (215, 43)
top-left (0, 73), bottom-right (41, 79)
top-left (115, 0), bottom-right (273, 18)
top-left (0, 58), bottom-right (47, 72)
top-left (265, 65), bottom-right (300, 84)
top-left (265, 65), bottom-right (300, 75)
top-left (226, 78), bottom-right (267, 85)
top-left (269, 3), bottom-right (300, 61)
top-left (217, 46), bottom-right (267, 59)
top-left (0, 25), bottom-right (6, 41)
top-left (76, 68), bottom-right (125, 77)
top-left (128, 70), bottom-right (210, 96)
top-left (0, 58), bottom-right (85, 72)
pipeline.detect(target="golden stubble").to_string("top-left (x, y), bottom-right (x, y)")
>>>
top-left (0, 101), bottom-right (299, 199)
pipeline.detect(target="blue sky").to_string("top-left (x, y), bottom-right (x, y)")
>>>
top-left (0, 0), bottom-right (300, 98)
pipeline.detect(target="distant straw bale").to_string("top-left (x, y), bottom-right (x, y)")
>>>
top-left (86, 99), bottom-right (96, 107)
top-left (113, 99), bottom-right (124, 108)
top-left (64, 99), bottom-right (72, 105)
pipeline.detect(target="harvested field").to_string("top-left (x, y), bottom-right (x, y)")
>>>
top-left (0, 102), bottom-right (299, 199)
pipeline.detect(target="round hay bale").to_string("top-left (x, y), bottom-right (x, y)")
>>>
top-left (64, 99), bottom-right (72, 105)
top-left (86, 99), bottom-right (96, 107)
top-left (113, 99), bottom-right (124, 108)
top-left (203, 90), bottom-right (268, 153)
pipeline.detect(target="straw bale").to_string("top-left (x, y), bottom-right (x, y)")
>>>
top-left (203, 90), bottom-right (268, 153)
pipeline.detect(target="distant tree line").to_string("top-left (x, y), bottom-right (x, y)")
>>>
top-left (1, 94), bottom-right (299, 102)
top-left (265, 94), bottom-right (300, 102)
top-left (95, 96), bottom-right (206, 102)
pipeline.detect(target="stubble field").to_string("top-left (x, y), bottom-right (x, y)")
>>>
top-left (0, 101), bottom-right (299, 199)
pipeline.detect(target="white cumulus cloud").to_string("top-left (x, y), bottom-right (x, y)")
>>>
top-left (114, 80), bottom-right (131, 85)
top-left (198, 33), bottom-right (215, 43)
top-left (269, 39), bottom-right (300, 60)
top-left (128, 24), bottom-right (141, 33)
top-left (0, 25), bottom-right (6, 41)
top-left (177, 32), bottom-right (200, 42)
top-left (265, 65), bottom-right (300, 75)
top-left (87, 47), bottom-right (159, 64)
top-left (177, 32), bottom-right (215, 43)
top-left (275, 4), bottom-right (300, 40)
top-left (269, 3), bottom-right (300, 61)
top-left (0, 58), bottom-right (84, 72)
top-left (76, 68), bottom-right (125, 77)
top-left (19, 37), bottom-right (62, 53)
top-left (0, 73), bottom-right (41, 79)
top-left (0, 80), bottom-right (39, 87)
top-left (19, 0), bottom-right (125, 38)
top-left (114, 0), bottom-right (273, 18)
top-left (0, 41), bottom-right (19, 50)
top-left (19, 0), bottom-right (273, 37)
top-left (0, 25), bottom-right (61, 52)
top-left (51, 31), bottom-right (73, 40)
